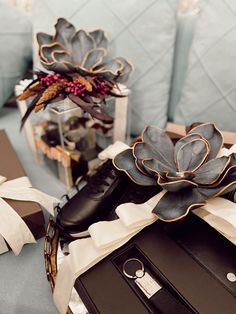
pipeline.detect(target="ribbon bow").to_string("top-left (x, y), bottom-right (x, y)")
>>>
top-left (0, 176), bottom-right (59, 255)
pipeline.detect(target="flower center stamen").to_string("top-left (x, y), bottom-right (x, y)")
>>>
top-left (176, 171), bottom-right (186, 178)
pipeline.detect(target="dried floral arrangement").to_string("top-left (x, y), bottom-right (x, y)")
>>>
top-left (18, 18), bottom-right (133, 128)
top-left (113, 123), bottom-right (236, 222)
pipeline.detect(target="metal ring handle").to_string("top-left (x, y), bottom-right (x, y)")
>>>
top-left (123, 258), bottom-right (144, 279)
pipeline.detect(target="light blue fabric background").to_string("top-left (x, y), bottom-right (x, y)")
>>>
top-left (174, 0), bottom-right (236, 131)
top-left (0, 2), bottom-right (32, 108)
top-left (168, 11), bottom-right (198, 121)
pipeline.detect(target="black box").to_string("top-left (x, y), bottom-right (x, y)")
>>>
top-left (75, 214), bottom-right (236, 314)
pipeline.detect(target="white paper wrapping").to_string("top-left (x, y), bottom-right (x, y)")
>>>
top-left (0, 175), bottom-right (59, 255)
top-left (0, 233), bottom-right (9, 254)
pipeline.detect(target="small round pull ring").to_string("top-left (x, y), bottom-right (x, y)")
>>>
top-left (123, 258), bottom-right (145, 279)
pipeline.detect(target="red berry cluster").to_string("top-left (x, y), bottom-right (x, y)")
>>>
top-left (41, 73), bottom-right (62, 86)
top-left (39, 72), bottom-right (113, 98)
top-left (65, 80), bottom-right (86, 97)
top-left (96, 80), bottom-right (112, 95)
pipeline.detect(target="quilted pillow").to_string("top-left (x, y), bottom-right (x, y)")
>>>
top-left (174, 0), bottom-right (236, 132)
top-left (32, 0), bottom-right (178, 136)
top-left (0, 2), bottom-right (32, 108)
top-left (168, 2), bottom-right (199, 121)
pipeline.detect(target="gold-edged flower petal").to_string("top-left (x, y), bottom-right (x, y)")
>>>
top-left (37, 32), bottom-right (53, 48)
top-left (115, 58), bottom-right (134, 83)
top-left (54, 18), bottom-right (76, 48)
top-left (52, 50), bottom-right (73, 63)
top-left (82, 48), bottom-right (107, 70)
top-left (93, 58), bottom-right (124, 78)
top-left (73, 61), bottom-right (124, 78)
top-left (134, 142), bottom-right (175, 170)
top-left (89, 29), bottom-right (108, 49)
top-left (71, 30), bottom-right (95, 65)
top-left (194, 156), bottom-right (231, 185)
top-left (189, 123), bottom-right (223, 160)
top-left (142, 126), bottom-right (175, 168)
top-left (113, 149), bottom-right (156, 186)
top-left (174, 133), bottom-right (203, 163)
top-left (197, 171), bottom-right (236, 198)
top-left (40, 43), bottom-right (66, 63)
top-left (40, 59), bottom-right (74, 73)
top-left (157, 176), bottom-right (198, 192)
top-left (176, 138), bottom-right (209, 172)
top-left (207, 154), bottom-right (236, 187)
top-left (142, 158), bottom-right (175, 176)
top-left (152, 189), bottom-right (206, 222)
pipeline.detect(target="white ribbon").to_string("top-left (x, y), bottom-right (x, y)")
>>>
top-left (217, 143), bottom-right (236, 157)
top-left (0, 176), bottom-right (59, 255)
top-left (53, 191), bottom-right (164, 313)
top-left (194, 197), bottom-right (236, 245)
top-left (98, 141), bottom-right (130, 161)
top-left (53, 142), bottom-right (236, 314)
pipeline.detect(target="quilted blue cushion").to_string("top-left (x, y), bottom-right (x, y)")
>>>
top-left (174, 0), bottom-right (236, 132)
top-left (0, 2), bottom-right (32, 108)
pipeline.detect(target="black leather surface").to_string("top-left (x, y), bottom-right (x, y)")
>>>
top-left (57, 162), bottom-right (160, 235)
top-left (112, 244), bottom-right (195, 313)
top-left (151, 289), bottom-right (192, 314)
top-left (163, 214), bottom-right (236, 297)
top-left (57, 160), bottom-right (126, 234)
top-left (75, 214), bottom-right (236, 314)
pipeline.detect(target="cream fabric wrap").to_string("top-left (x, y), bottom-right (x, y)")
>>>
top-left (0, 175), bottom-right (59, 255)
top-left (53, 142), bottom-right (236, 314)
top-left (112, 84), bottom-right (130, 143)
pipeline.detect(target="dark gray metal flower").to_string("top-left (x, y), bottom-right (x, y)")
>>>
top-left (36, 18), bottom-right (133, 82)
top-left (113, 123), bottom-right (236, 222)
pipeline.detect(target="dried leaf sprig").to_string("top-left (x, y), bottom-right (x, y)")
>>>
top-left (19, 70), bottom-right (125, 129)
